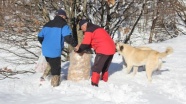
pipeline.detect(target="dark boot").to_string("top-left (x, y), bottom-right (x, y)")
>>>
top-left (101, 71), bottom-right (108, 82)
top-left (91, 72), bottom-right (100, 87)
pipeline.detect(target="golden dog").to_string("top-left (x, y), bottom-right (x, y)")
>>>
top-left (116, 42), bottom-right (173, 82)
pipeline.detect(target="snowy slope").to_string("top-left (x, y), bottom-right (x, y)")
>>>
top-left (0, 35), bottom-right (186, 104)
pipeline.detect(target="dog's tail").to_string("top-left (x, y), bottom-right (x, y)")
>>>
top-left (159, 47), bottom-right (173, 58)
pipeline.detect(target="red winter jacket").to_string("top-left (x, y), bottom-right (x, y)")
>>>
top-left (77, 23), bottom-right (115, 55)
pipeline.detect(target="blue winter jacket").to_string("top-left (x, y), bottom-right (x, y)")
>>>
top-left (38, 16), bottom-right (77, 58)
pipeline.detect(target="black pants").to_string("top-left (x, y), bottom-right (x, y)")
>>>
top-left (92, 54), bottom-right (113, 73)
top-left (45, 57), bottom-right (61, 75)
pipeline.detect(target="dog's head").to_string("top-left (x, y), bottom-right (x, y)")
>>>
top-left (115, 42), bottom-right (124, 52)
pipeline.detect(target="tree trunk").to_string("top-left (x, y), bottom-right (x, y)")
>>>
top-left (67, 1), bottom-right (91, 81)
top-left (149, 0), bottom-right (160, 43)
top-left (124, 0), bottom-right (146, 43)
top-left (149, 16), bottom-right (158, 43)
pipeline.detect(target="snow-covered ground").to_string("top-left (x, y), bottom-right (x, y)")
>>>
top-left (0, 35), bottom-right (186, 104)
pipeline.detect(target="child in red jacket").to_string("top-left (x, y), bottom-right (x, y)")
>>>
top-left (75, 19), bottom-right (115, 87)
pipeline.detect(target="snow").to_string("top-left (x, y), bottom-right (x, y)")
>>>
top-left (0, 35), bottom-right (186, 104)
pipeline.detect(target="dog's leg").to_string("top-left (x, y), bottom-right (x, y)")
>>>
top-left (146, 58), bottom-right (160, 82)
top-left (145, 65), bottom-right (153, 82)
top-left (132, 66), bottom-right (138, 76)
top-left (157, 60), bottom-right (162, 71)
top-left (146, 69), bottom-right (152, 82)
top-left (122, 57), bottom-right (127, 68)
top-left (126, 65), bottom-right (132, 74)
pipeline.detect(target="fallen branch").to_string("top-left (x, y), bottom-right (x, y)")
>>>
top-left (0, 67), bottom-right (36, 80)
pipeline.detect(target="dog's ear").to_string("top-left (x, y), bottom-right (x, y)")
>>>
top-left (120, 45), bottom-right (124, 51)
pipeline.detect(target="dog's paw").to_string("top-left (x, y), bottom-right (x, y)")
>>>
top-left (132, 73), bottom-right (136, 77)
top-left (126, 71), bottom-right (130, 74)
top-left (148, 78), bottom-right (152, 82)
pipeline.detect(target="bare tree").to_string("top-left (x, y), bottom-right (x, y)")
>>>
top-left (144, 0), bottom-right (186, 43)
top-left (0, 0), bottom-right (44, 65)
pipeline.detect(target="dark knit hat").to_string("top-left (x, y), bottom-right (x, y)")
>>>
top-left (56, 9), bottom-right (68, 18)
top-left (79, 19), bottom-right (88, 29)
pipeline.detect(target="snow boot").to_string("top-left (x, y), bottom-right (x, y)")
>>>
top-left (51, 75), bottom-right (60, 87)
top-left (101, 71), bottom-right (108, 82)
top-left (91, 72), bottom-right (100, 87)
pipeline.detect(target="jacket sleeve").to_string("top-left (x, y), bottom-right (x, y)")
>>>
top-left (38, 28), bottom-right (44, 44)
top-left (76, 32), bottom-right (91, 53)
top-left (38, 37), bottom-right (44, 44)
top-left (76, 44), bottom-right (90, 53)
top-left (62, 25), bottom-right (77, 47)
top-left (64, 35), bottom-right (77, 47)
